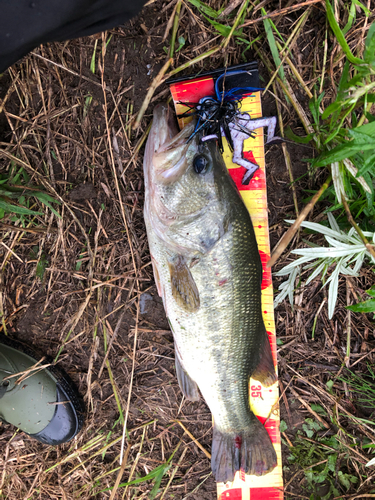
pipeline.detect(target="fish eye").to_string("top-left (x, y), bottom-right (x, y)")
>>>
top-left (193, 154), bottom-right (209, 174)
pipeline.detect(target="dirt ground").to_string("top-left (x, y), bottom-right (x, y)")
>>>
top-left (0, 1), bottom-right (374, 499)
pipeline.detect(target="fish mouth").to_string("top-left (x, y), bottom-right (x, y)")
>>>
top-left (151, 103), bottom-right (180, 151)
top-left (144, 103), bottom-right (196, 184)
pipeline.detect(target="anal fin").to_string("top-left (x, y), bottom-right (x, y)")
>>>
top-left (175, 348), bottom-right (199, 402)
top-left (252, 332), bottom-right (277, 388)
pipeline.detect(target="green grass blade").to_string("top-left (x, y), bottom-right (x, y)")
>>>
top-left (342, 1), bottom-right (356, 35)
top-left (325, 0), bottom-right (363, 65)
top-left (0, 199), bottom-right (42, 216)
top-left (266, 15), bottom-right (286, 44)
top-left (149, 464), bottom-right (172, 499)
top-left (203, 14), bottom-right (241, 37)
top-left (105, 34), bottom-right (112, 48)
top-left (116, 464), bottom-right (169, 489)
top-left (315, 142), bottom-right (375, 166)
top-left (38, 199), bottom-right (62, 219)
top-left (364, 21), bottom-right (375, 63)
top-left (322, 100), bottom-right (342, 120)
top-left (348, 129), bottom-right (375, 142)
top-left (33, 192), bottom-right (62, 218)
top-left (285, 127), bottom-right (315, 144)
top-left (186, 0), bottom-right (219, 18)
top-left (309, 92), bottom-right (325, 126)
top-left (353, 0), bottom-right (371, 16)
top-left (169, 0), bottom-right (182, 58)
top-left (262, 9), bottom-right (285, 83)
top-left (337, 60), bottom-right (351, 95)
top-left (90, 39), bottom-right (98, 74)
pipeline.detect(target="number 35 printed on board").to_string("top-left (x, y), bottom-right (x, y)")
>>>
top-left (251, 385), bottom-right (262, 398)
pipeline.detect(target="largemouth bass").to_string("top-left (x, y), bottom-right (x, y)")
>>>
top-left (143, 103), bottom-right (277, 483)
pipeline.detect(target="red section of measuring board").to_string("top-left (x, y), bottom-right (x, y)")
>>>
top-left (219, 487), bottom-right (283, 499)
top-left (169, 72), bottom-right (283, 500)
top-left (228, 165), bottom-right (266, 191)
top-left (219, 489), bottom-right (243, 499)
top-left (260, 250), bottom-right (272, 290)
top-left (169, 75), bottom-right (214, 105)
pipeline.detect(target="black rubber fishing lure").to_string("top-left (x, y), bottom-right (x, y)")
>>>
top-left (177, 70), bottom-right (263, 152)
top-left (178, 97), bottom-right (253, 153)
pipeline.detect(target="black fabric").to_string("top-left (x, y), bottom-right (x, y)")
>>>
top-left (0, 0), bottom-right (146, 73)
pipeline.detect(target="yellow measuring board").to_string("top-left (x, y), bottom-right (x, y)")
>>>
top-left (169, 75), bottom-right (284, 500)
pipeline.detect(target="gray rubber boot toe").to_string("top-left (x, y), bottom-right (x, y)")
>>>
top-left (0, 334), bottom-right (84, 445)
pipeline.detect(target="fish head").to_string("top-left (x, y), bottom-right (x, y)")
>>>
top-left (144, 103), bottom-right (232, 255)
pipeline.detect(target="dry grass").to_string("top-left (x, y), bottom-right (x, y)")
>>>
top-left (0, 0), bottom-right (375, 498)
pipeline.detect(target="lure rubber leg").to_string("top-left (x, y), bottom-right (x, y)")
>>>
top-left (229, 114), bottom-right (280, 184)
top-left (229, 114), bottom-right (260, 185)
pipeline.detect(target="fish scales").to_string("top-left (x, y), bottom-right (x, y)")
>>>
top-left (143, 103), bottom-right (277, 482)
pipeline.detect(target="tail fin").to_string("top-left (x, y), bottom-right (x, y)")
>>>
top-left (211, 417), bottom-right (277, 483)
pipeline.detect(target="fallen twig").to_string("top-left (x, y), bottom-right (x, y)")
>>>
top-left (342, 195), bottom-right (375, 262)
top-left (174, 419), bottom-right (211, 459)
top-left (133, 58), bottom-right (172, 130)
top-left (239, 0), bottom-right (323, 28)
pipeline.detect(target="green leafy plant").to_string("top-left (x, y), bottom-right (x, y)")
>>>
top-left (262, 8), bottom-right (286, 83)
top-left (186, 0), bottom-right (253, 47)
top-left (176, 35), bottom-right (186, 53)
top-left (288, 5), bottom-right (375, 217)
top-left (339, 364), bottom-right (375, 414)
top-left (0, 164), bottom-right (61, 223)
top-left (29, 246), bottom-right (49, 280)
top-left (102, 444), bottom-right (179, 499)
top-left (284, 418), bottom-right (358, 500)
top-left (347, 285), bottom-right (375, 313)
top-left (274, 213), bottom-right (375, 318)
top-left (260, 0), bottom-right (375, 279)
top-left (164, 36), bottom-right (186, 55)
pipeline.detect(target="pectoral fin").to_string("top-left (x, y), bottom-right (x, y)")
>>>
top-left (175, 348), bottom-right (199, 401)
top-left (168, 256), bottom-right (200, 312)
